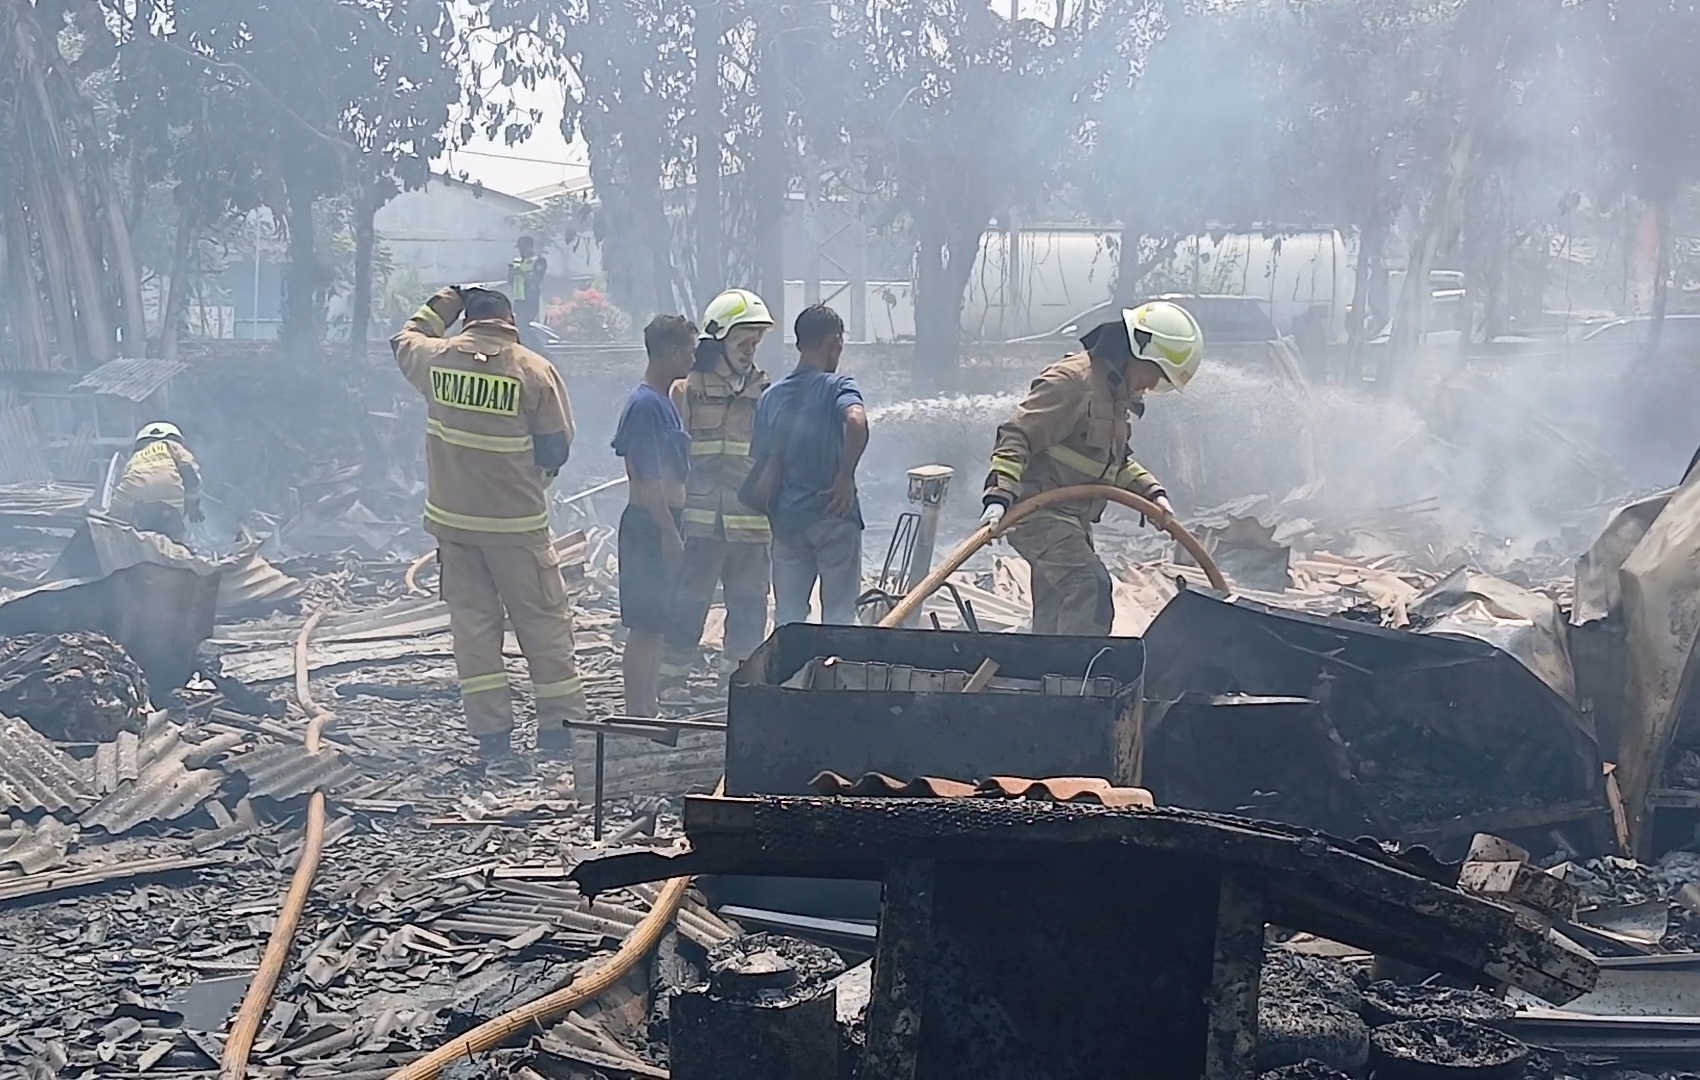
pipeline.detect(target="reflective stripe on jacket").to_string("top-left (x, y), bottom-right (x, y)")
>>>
top-left (112, 439), bottom-right (200, 513)
top-left (392, 292), bottom-right (575, 547)
top-left (673, 358), bottom-right (771, 544)
top-left (985, 351), bottom-right (1164, 529)
top-left (508, 256), bottom-right (535, 302)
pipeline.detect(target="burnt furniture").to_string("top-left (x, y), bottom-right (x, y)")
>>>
top-left (577, 796), bottom-right (1597, 1080)
top-left (719, 624), bottom-right (1144, 918)
top-left (728, 624), bottom-right (1144, 796)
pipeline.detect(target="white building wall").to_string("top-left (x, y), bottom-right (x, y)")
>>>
top-left (376, 182), bottom-right (538, 286)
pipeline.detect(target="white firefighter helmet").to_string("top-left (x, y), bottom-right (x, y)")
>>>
top-left (135, 421), bottom-right (183, 443)
top-left (700, 288), bottom-right (774, 340)
top-left (1123, 300), bottom-right (1204, 392)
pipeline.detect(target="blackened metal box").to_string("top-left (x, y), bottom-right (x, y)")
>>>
top-left (727, 624), bottom-right (1145, 797)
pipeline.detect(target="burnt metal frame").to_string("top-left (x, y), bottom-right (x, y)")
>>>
top-left (576, 795), bottom-right (1597, 1080)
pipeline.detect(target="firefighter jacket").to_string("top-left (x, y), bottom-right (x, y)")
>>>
top-left (671, 356), bottom-right (771, 544)
top-left (392, 289), bottom-right (575, 548)
top-left (985, 351), bottom-right (1165, 529)
top-left (112, 439), bottom-right (201, 514)
top-left (507, 256), bottom-right (540, 304)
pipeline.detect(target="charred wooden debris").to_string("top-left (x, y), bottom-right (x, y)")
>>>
top-left (5, 476), bottom-right (1700, 1078)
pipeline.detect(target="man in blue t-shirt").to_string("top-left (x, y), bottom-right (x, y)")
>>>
top-left (612, 314), bottom-right (697, 716)
top-left (751, 303), bottom-right (870, 625)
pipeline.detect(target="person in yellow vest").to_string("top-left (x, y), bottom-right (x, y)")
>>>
top-left (506, 235), bottom-right (547, 350)
top-left (110, 422), bottom-right (203, 543)
top-left (661, 288), bottom-right (775, 698)
top-left (981, 300), bottom-right (1204, 636)
top-left (392, 285), bottom-right (586, 779)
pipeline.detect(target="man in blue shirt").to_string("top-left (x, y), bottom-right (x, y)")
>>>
top-left (613, 314), bottom-right (696, 716)
top-left (752, 304), bottom-right (870, 625)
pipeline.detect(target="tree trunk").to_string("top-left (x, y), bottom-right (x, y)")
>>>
top-left (753, 23), bottom-right (787, 351)
top-left (19, 44), bottom-right (114, 364)
top-left (1387, 122), bottom-right (1477, 395)
top-left (5, 213), bottom-right (51, 371)
top-left (1642, 194), bottom-right (1672, 365)
top-left (692, 0), bottom-right (724, 309)
top-left (1347, 209), bottom-right (1387, 382)
top-left (50, 59), bottom-right (150, 356)
top-left (348, 185), bottom-right (378, 365)
top-left (25, 156), bottom-right (78, 361)
top-left (912, 213), bottom-right (981, 392)
top-left (280, 179), bottom-right (325, 348)
top-left (1113, 215), bottom-right (1145, 308)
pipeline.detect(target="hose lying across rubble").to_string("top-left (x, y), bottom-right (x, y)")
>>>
top-left (878, 483), bottom-right (1229, 628)
top-left (385, 874), bottom-right (692, 1080)
top-left (207, 485), bottom-right (1222, 1079)
top-left (220, 611), bottom-right (334, 1080)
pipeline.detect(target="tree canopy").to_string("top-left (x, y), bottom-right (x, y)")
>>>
top-left (5, 0), bottom-right (1700, 376)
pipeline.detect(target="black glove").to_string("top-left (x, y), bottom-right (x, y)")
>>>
top-left (185, 502), bottom-right (205, 524)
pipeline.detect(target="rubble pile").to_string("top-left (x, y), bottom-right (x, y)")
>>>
top-left (1259, 955), bottom-right (1554, 1080)
top-left (0, 534), bottom-right (743, 1078)
top-left (0, 632), bottom-right (148, 742)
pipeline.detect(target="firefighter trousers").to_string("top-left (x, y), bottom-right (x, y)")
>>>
top-left (1005, 515), bottom-right (1115, 637)
top-left (439, 540), bottom-right (587, 741)
top-left (662, 536), bottom-right (771, 680)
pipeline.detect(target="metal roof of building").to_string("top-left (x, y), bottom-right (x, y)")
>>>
top-left (71, 357), bottom-right (187, 402)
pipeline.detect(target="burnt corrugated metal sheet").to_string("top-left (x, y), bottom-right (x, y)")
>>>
top-left (0, 714), bottom-right (93, 814)
top-left (216, 548), bottom-right (304, 616)
top-left (224, 744), bottom-right (369, 801)
top-left (78, 718), bottom-right (221, 834)
top-left (809, 771), bottom-right (1154, 809)
top-left (0, 818), bottom-right (77, 876)
top-left (71, 357), bottom-right (188, 402)
top-left (0, 482), bottom-right (94, 531)
top-left (79, 760), bottom-right (223, 834)
top-left (92, 731), bottom-right (142, 794)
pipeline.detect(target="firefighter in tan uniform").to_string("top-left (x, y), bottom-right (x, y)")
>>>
top-left (981, 301), bottom-right (1204, 637)
top-left (661, 289), bottom-right (775, 697)
top-left (110, 422), bottom-right (203, 543)
top-left (392, 285), bottom-right (587, 777)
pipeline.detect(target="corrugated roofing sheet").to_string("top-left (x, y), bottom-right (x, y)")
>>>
top-left (0, 818), bottom-right (77, 876)
top-left (78, 718), bottom-right (221, 834)
top-left (0, 714), bottom-right (93, 814)
top-left (91, 731), bottom-right (142, 794)
top-left (224, 744), bottom-right (370, 801)
top-left (79, 760), bottom-right (223, 834)
top-left (809, 771), bottom-right (1155, 809)
top-left (71, 356), bottom-right (188, 402)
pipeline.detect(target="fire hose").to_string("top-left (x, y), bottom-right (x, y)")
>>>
top-left (877, 483), bottom-right (1228, 628)
top-left (377, 488), bottom-right (1220, 1077)
top-left (219, 610), bottom-right (334, 1080)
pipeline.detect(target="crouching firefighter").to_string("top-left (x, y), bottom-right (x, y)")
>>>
top-left (661, 288), bottom-right (775, 699)
top-left (980, 300), bottom-right (1204, 637)
top-left (111, 422), bottom-right (203, 543)
top-left (392, 285), bottom-right (588, 778)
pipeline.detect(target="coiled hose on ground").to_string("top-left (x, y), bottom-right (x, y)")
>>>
top-left (374, 485), bottom-right (1221, 1078)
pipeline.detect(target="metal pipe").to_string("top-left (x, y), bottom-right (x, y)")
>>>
top-left (877, 483), bottom-right (1229, 629)
top-left (900, 465), bottom-right (954, 627)
top-left (220, 610), bottom-right (333, 1080)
